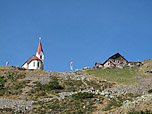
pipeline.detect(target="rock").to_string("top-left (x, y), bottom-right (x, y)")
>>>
top-left (0, 98), bottom-right (33, 113)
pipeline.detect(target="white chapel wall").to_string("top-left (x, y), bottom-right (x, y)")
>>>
top-left (22, 63), bottom-right (28, 69)
top-left (28, 60), bottom-right (43, 70)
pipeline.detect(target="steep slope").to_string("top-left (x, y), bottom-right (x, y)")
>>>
top-left (0, 66), bottom-right (115, 113)
top-left (0, 60), bottom-right (152, 114)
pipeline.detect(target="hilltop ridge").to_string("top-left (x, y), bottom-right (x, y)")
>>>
top-left (0, 59), bottom-right (152, 113)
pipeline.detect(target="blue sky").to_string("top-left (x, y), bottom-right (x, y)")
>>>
top-left (0, 0), bottom-right (152, 72)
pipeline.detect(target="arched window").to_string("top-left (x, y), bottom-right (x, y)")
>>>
top-left (40, 55), bottom-right (42, 59)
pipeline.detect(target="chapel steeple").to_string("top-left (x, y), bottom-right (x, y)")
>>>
top-left (37, 37), bottom-right (43, 55)
top-left (36, 37), bottom-right (44, 67)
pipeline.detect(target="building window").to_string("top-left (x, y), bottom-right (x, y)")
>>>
top-left (33, 62), bottom-right (35, 67)
top-left (37, 62), bottom-right (39, 68)
top-left (40, 55), bottom-right (42, 59)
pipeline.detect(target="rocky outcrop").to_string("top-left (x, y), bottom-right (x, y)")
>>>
top-left (0, 98), bottom-right (33, 113)
top-left (0, 65), bottom-right (25, 70)
top-left (106, 94), bottom-right (152, 114)
top-left (0, 89), bottom-right (101, 113)
top-left (40, 89), bottom-right (102, 102)
top-left (50, 72), bottom-right (91, 81)
top-left (100, 76), bottom-right (152, 98)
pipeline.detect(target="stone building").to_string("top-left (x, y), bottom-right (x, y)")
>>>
top-left (95, 53), bottom-right (141, 69)
top-left (127, 62), bottom-right (141, 68)
top-left (95, 62), bottom-right (104, 68)
top-left (103, 53), bottom-right (128, 68)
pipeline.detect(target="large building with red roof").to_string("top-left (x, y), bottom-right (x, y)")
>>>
top-left (21, 39), bottom-right (44, 70)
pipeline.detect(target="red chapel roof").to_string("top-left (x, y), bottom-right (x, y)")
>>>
top-left (21, 55), bottom-right (41, 67)
top-left (27, 56), bottom-right (41, 64)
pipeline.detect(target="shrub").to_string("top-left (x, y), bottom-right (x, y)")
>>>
top-left (35, 82), bottom-right (44, 90)
top-left (148, 89), bottom-right (152, 93)
top-left (0, 83), bottom-right (4, 90)
top-left (35, 80), bottom-right (63, 91)
top-left (46, 81), bottom-right (63, 90)
top-left (0, 76), bottom-right (7, 89)
top-left (7, 72), bottom-right (17, 81)
top-left (38, 92), bottom-right (46, 96)
top-left (6, 72), bottom-right (25, 81)
top-left (128, 110), bottom-right (152, 114)
top-left (104, 97), bottom-right (124, 111)
top-left (72, 92), bottom-right (94, 99)
top-left (0, 108), bottom-right (14, 113)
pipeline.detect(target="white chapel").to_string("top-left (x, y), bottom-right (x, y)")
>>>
top-left (21, 39), bottom-right (44, 70)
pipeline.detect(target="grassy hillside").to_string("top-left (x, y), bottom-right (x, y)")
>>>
top-left (81, 59), bottom-right (152, 85)
top-left (138, 59), bottom-right (152, 76)
top-left (81, 68), bottom-right (137, 85)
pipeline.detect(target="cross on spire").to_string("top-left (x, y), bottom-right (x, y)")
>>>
top-left (39, 37), bottom-right (41, 41)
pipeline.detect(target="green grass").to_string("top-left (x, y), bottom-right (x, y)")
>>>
top-left (128, 110), bottom-right (152, 114)
top-left (85, 68), bottom-right (137, 85)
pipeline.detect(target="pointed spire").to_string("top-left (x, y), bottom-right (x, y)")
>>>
top-left (37, 37), bottom-right (43, 54)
